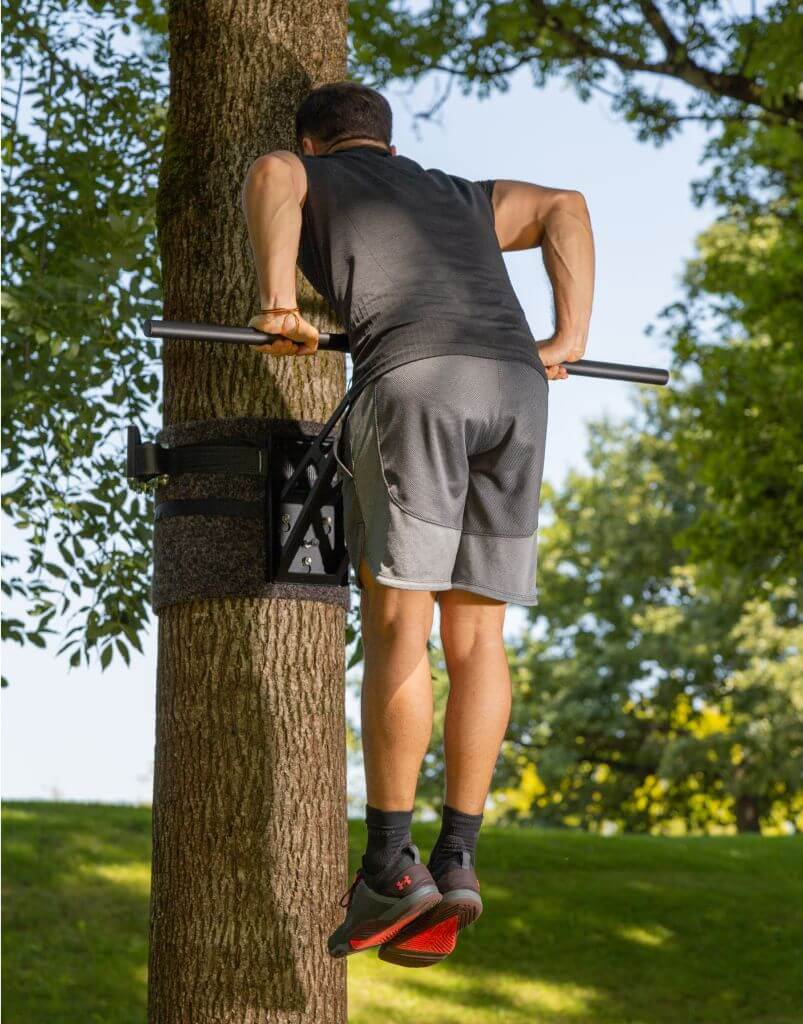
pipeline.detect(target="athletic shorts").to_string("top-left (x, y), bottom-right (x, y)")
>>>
top-left (334, 355), bottom-right (548, 604)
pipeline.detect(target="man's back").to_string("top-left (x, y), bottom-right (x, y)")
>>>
top-left (297, 145), bottom-right (545, 385)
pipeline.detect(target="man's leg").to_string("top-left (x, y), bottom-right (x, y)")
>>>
top-left (375, 587), bottom-right (507, 965)
top-left (358, 557), bottom-right (437, 812)
top-left (430, 588), bottom-right (509, 866)
top-left (327, 564), bottom-right (444, 958)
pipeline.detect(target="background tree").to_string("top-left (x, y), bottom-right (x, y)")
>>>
top-left (664, 116), bottom-right (803, 586)
top-left (490, 399), bottom-right (802, 834)
top-left (350, 1), bottom-right (802, 135)
top-left (2, 0), bottom-right (167, 680)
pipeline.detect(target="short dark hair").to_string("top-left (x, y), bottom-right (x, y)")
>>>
top-left (295, 82), bottom-right (392, 147)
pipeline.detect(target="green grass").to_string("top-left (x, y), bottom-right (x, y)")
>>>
top-left (3, 802), bottom-right (802, 1024)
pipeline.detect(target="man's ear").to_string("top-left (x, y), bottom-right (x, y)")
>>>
top-left (300, 136), bottom-right (316, 155)
top-left (390, 144), bottom-right (397, 156)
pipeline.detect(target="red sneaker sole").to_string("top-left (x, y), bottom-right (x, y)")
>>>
top-left (346, 892), bottom-right (442, 951)
top-left (378, 895), bottom-right (482, 967)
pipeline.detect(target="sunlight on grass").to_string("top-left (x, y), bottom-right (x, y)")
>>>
top-left (349, 959), bottom-right (597, 1023)
top-left (5, 804), bottom-right (803, 1024)
top-left (618, 924), bottom-right (673, 948)
top-left (81, 862), bottom-right (151, 895)
top-left (1, 808), bottom-right (37, 822)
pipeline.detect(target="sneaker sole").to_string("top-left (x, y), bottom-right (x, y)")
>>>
top-left (378, 889), bottom-right (483, 967)
top-left (328, 886), bottom-right (442, 959)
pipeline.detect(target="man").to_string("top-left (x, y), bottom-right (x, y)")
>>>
top-left (242, 81), bottom-right (594, 968)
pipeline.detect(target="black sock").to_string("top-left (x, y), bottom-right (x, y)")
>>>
top-left (428, 803), bottom-right (484, 870)
top-left (361, 804), bottom-right (414, 877)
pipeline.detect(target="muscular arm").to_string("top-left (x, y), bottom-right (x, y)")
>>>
top-left (241, 150), bottom-right (308, 308)
top-left (240, 150), bottom-right (318, 354)
top-left (488, 180), bottom-right (595, 376)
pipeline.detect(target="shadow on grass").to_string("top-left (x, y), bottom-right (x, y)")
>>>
top-left (2, 802), bottom-right (151, 1024)
top-left (4, 804), bottom-right (803, 1024)
top-left (346, 821), bottom-right (803, 1024)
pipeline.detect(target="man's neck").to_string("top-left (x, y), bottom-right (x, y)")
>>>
top-left (324, 137), bottom-right (391, 155)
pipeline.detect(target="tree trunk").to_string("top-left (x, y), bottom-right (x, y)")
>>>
top-left (149, 3), bottom-right (349, 1021)
top-left (735, 794), bottom-right (762, 834)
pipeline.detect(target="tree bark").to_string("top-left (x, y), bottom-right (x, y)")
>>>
top-left (735, 794), bottom-right (762, 834)
top-left (149, 2), bottom-right (349, 1021)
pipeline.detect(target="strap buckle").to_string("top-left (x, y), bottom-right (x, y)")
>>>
top-left (126, 426), bottom-right (169, 491)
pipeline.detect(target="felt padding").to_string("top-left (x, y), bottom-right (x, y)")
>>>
top-left (150, 416), bottom-right (351, 613)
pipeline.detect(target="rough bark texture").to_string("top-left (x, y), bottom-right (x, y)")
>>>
top-left (149, 2), bottom-right (349, 1021)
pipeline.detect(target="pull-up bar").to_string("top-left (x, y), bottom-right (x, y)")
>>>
top-left (143, 319), bottom-right (670, 387)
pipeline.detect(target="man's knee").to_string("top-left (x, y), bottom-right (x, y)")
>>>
top-left (438, 588), bottom-right (506, 662)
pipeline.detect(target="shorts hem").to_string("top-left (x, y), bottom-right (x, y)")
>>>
top-left (360, 569), bottom-right (539, 605)
top-left (450, 579), bottom-right (539, 605)
top-left (373, 573), bottom-right (454, 592)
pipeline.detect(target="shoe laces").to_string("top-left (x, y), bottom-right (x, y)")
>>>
top-left (339, 868), bottom-right (364, 909)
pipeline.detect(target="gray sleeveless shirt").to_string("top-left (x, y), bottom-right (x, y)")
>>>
top-left (297, 145), bottom-right (546, 386)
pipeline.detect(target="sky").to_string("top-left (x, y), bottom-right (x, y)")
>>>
top-left (2, 54), bottom-right (715, 807)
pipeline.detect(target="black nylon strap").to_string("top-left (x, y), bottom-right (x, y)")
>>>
top-left (167, 444), bottom-right (267, 477)
top-left (154, 498), bottom-right (264, 522)
top-left (159, 444), bottom-right (267, 478)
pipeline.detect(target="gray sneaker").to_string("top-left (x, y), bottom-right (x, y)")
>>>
top-left (378, 849), bottom-right (483, 967)
top-left (327, 843), bottom-right (442, 958)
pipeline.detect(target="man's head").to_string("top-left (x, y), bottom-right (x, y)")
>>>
top-left (295, 82), bottom-right (395, 156)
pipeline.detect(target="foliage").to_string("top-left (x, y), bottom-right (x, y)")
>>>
top-left (1, 1), bottom-right (167, 678)
top-left (491, 398), bottom-right (802, 834)
top-left (5, 801), bottom-right (803, 1023)
top-left (350, 0), bottom-right (803, 139)
top-left (662, 118), bottom-right (803, 585)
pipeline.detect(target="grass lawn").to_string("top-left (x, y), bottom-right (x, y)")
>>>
top-left (3, 801), bottom-right (802, 1023)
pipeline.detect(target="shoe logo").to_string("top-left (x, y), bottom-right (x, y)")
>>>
top-left (395, 874), bottom-right (412, 891)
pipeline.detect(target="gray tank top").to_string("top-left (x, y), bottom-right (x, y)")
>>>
top-left (297, 145), bottom-right (546, 386)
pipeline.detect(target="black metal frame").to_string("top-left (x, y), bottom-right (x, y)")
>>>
top-left (126, 423), bottom-right (350, 588)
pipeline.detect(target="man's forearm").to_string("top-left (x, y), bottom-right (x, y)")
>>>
top-left (540, 192), bottom-right (595, 348)
top-left (241, 154), bottom-right (302, 309)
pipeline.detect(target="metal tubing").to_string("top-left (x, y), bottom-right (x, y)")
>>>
top-left (144, 318), bottom-right (349, 351)
top-left (143, 319), bottom-right (669, 385)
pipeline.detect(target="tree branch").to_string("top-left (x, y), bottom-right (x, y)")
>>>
top-left (527, 0), bottom-right (803, 123)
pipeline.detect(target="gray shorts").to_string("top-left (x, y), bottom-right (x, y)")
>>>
top-left (335, 355), bottom-right (548, 604)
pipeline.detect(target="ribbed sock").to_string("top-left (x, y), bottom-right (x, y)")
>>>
top-left (428, 803), bottom-right (484, 871)
top-left (361, 804), bottom-right (414, 878)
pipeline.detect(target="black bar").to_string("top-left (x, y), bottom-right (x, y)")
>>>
top-left (564, 359), bottom-right (669, 387)
top-left (144, 318), bottom-right (349, 351)
top-left (143, 320), bottom-right (669, 385)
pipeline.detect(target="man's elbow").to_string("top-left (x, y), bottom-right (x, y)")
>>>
top-left (554, 189), bottom-right (590, 222)
top-left (242, 151), bottom-right (304, 209)
top-left (244, 152), bottom-right (293, 189)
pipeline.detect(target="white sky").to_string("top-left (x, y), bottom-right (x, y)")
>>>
top-left (2, 60), bottom-right (713, 805)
